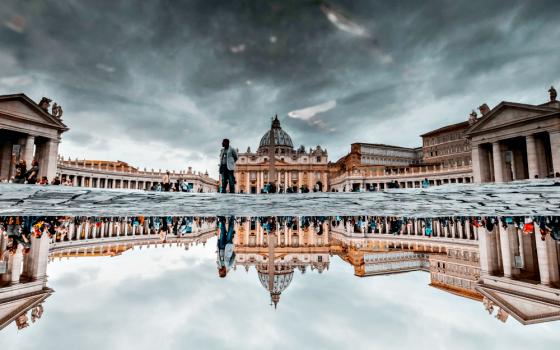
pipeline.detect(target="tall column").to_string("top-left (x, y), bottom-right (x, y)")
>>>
top-left (549, 130), bottom-right (560, 175)
top-left (0, 141), bottom-right (12, 179)
top-left (478, 226), bottom-right (500, 276)
top-left (23, 135), bottom-right (35, 166)
top-left (492, 141), bottom-right (504, 183)
top-left (41, 139), bottom-right (60, 181)
top-left (498, 223), bottom-right (513, 278)
top-left (246, 172), bottom-right (250, 193)
top-left (472, 145), bottom-right (490, 183)
top-left (535, 226), bottom-right (560, 286)
top-left (526, 134), bottom-right (539, 179)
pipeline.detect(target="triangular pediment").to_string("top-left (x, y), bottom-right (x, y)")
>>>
top-left (476, 284), bottom-right (560, 325)
top-left (465, 102), bottom-right (557, 135)
top-left (0, 93), bottom-right (68, 131)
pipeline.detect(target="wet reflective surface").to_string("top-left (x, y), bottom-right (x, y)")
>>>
top-left (1, 216), bottom-right (560, 349)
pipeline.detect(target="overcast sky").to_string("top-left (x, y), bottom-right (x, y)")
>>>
top-left (1, 0), bottom-right (559, 178)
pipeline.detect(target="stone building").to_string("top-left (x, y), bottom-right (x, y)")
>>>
top-left (335, 143), bottom-right (422, 171)
top-left (0, 93), bottom-right (68, 182)
top-left (234, 116), bottom-right (329, 193)
top-left (57, 157), bottom-right (218, 192)
top-left (421, 115), bottom-right (475, 167)
top-left (466, 88), bottom-right (560, 183)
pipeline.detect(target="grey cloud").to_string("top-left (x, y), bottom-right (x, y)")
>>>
top-left (1, 0), bottom-right (559, 166)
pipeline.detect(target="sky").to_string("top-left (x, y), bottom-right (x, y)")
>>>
top-left (1, 239), bottom-right (559, 349)
top-left (1, 0), bottom-right (559, 178)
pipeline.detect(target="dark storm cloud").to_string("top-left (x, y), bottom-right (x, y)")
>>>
top-left (1, 0), bottom-right (559, 171)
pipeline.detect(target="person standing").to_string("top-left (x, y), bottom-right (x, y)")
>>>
top-left (26, 160), bottom-right (39, 184)
top-left (219, 138), bottom-right (238, 193)
top-left (162, 171), bottom-right (171, 192)
top-left (217, 216), bottom-right (236, 278)
top-left (14, 160), bottom-right (27, 184)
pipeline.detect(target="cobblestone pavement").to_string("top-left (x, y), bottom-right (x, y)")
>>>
top-left (0, 180), bottom-right (559, 217)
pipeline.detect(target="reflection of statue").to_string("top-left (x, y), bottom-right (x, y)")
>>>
top-left (495, 308), bottom-right (509, 322)
top-left (38, 97), bottom-right (51, 111)
top-left (15, 313), bottom-right (29, 329)
top-left (483, 297), bottom-right (494, 314)
top-left (51, 103), bottom-right (63, 118)
top-left (549, 86), bottom-right (557, 101)
top-left (31, 304), bottom-right (44, 322)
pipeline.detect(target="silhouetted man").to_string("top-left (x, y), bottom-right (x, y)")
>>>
top-left (219, 138), bottom-right (238, 193)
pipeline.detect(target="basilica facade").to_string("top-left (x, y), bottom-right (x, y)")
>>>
top-left (233, 116), bottom-right (329, 193)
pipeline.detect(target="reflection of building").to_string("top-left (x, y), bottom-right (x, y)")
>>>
top-left (234, 217), bottom-right (330, 307)
top-left (0, 233), bottom-right (52, 330)
top-left (0, 216), bottom-right (216, 330)
top-left (429, 248), bottom-right (482, 301)
top-left (234, 117), bottom-right (329, 193)
top-left (0, 93), bottom-right (68, 182)
top-left (330, 217), bottom-right (483, 303)
top-left (57, 157), bottom-right (218, 192)
top-left (476, 219), bottom-right (560, 324)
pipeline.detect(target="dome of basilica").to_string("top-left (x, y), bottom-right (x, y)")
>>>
top-left (257, 264), bottom-right (294, 308)
top-left (257, 116), bottom-right (294, 153)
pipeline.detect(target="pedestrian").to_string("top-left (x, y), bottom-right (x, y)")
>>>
top-left (216, 216), bottom-right (236, 278)
top-left (26, 160), bottom-right (39, 184)
top-left (39, 176), bottom-right (49, 185)
top-left (162, 171), bottom-right (171, 191)
top-left (14, 160), bottom-right (27, 184)
top-left (51, 176), bottom-right (61, 185)
top-left (422, 178), bottom-right (430, 188)
top-left (219, 138), bottom-right (238, 193)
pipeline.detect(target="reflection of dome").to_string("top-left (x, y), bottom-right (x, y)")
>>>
top-left (257, 116), bottom-right (294, 153)
top-left (257, 264), bottom-right (294, 308)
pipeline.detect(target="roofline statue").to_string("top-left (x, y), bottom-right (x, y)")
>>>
top-left (549, 86), bottom-right (557, 102)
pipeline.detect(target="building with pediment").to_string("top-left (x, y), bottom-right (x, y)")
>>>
top-left (0, 93), bottom-right (68, 182)
top-left (466, 88), bottom-right (560, 182)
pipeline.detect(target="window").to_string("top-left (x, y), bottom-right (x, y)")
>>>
top-left (316, 156), bottom-right (321, 162)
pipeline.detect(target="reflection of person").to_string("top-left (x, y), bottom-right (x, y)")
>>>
top-left (217, 216), bottom-right (236, 278)
top-left (219, 139), bottom-right (238, 193)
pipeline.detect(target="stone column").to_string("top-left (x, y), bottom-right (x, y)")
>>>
top-left (0, 141), bottom-right (12, 179)
top-left (477, 226), bottom-right (500, 276)
top-left (535, 226), bottom-right (560, 286)
top-left (246, 172), bottom-right (250, 193)
top-left (3, 245), bottom-right (24, 284)
top-left (23, 135), bottom-right (35, 166)
top-left (41, 139), bottom-right (60, 181)
top-left (492, 141), bottom-right (504, 182)
top-left (472, 145), bottom-right (490, 183)
top-left (549, 130), bottom-right (560, 176)
top-left (498, 223), bottom-right (513, 278)
top-left (526, 134), bottom-right (539, 179)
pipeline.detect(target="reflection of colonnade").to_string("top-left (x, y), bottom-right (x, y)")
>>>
top-left (0, 216), bottom-right (217, 330)
top-left (0, 233), bottom-right (51, 330)
top-left (476, 219), bottom-right (560, 324)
